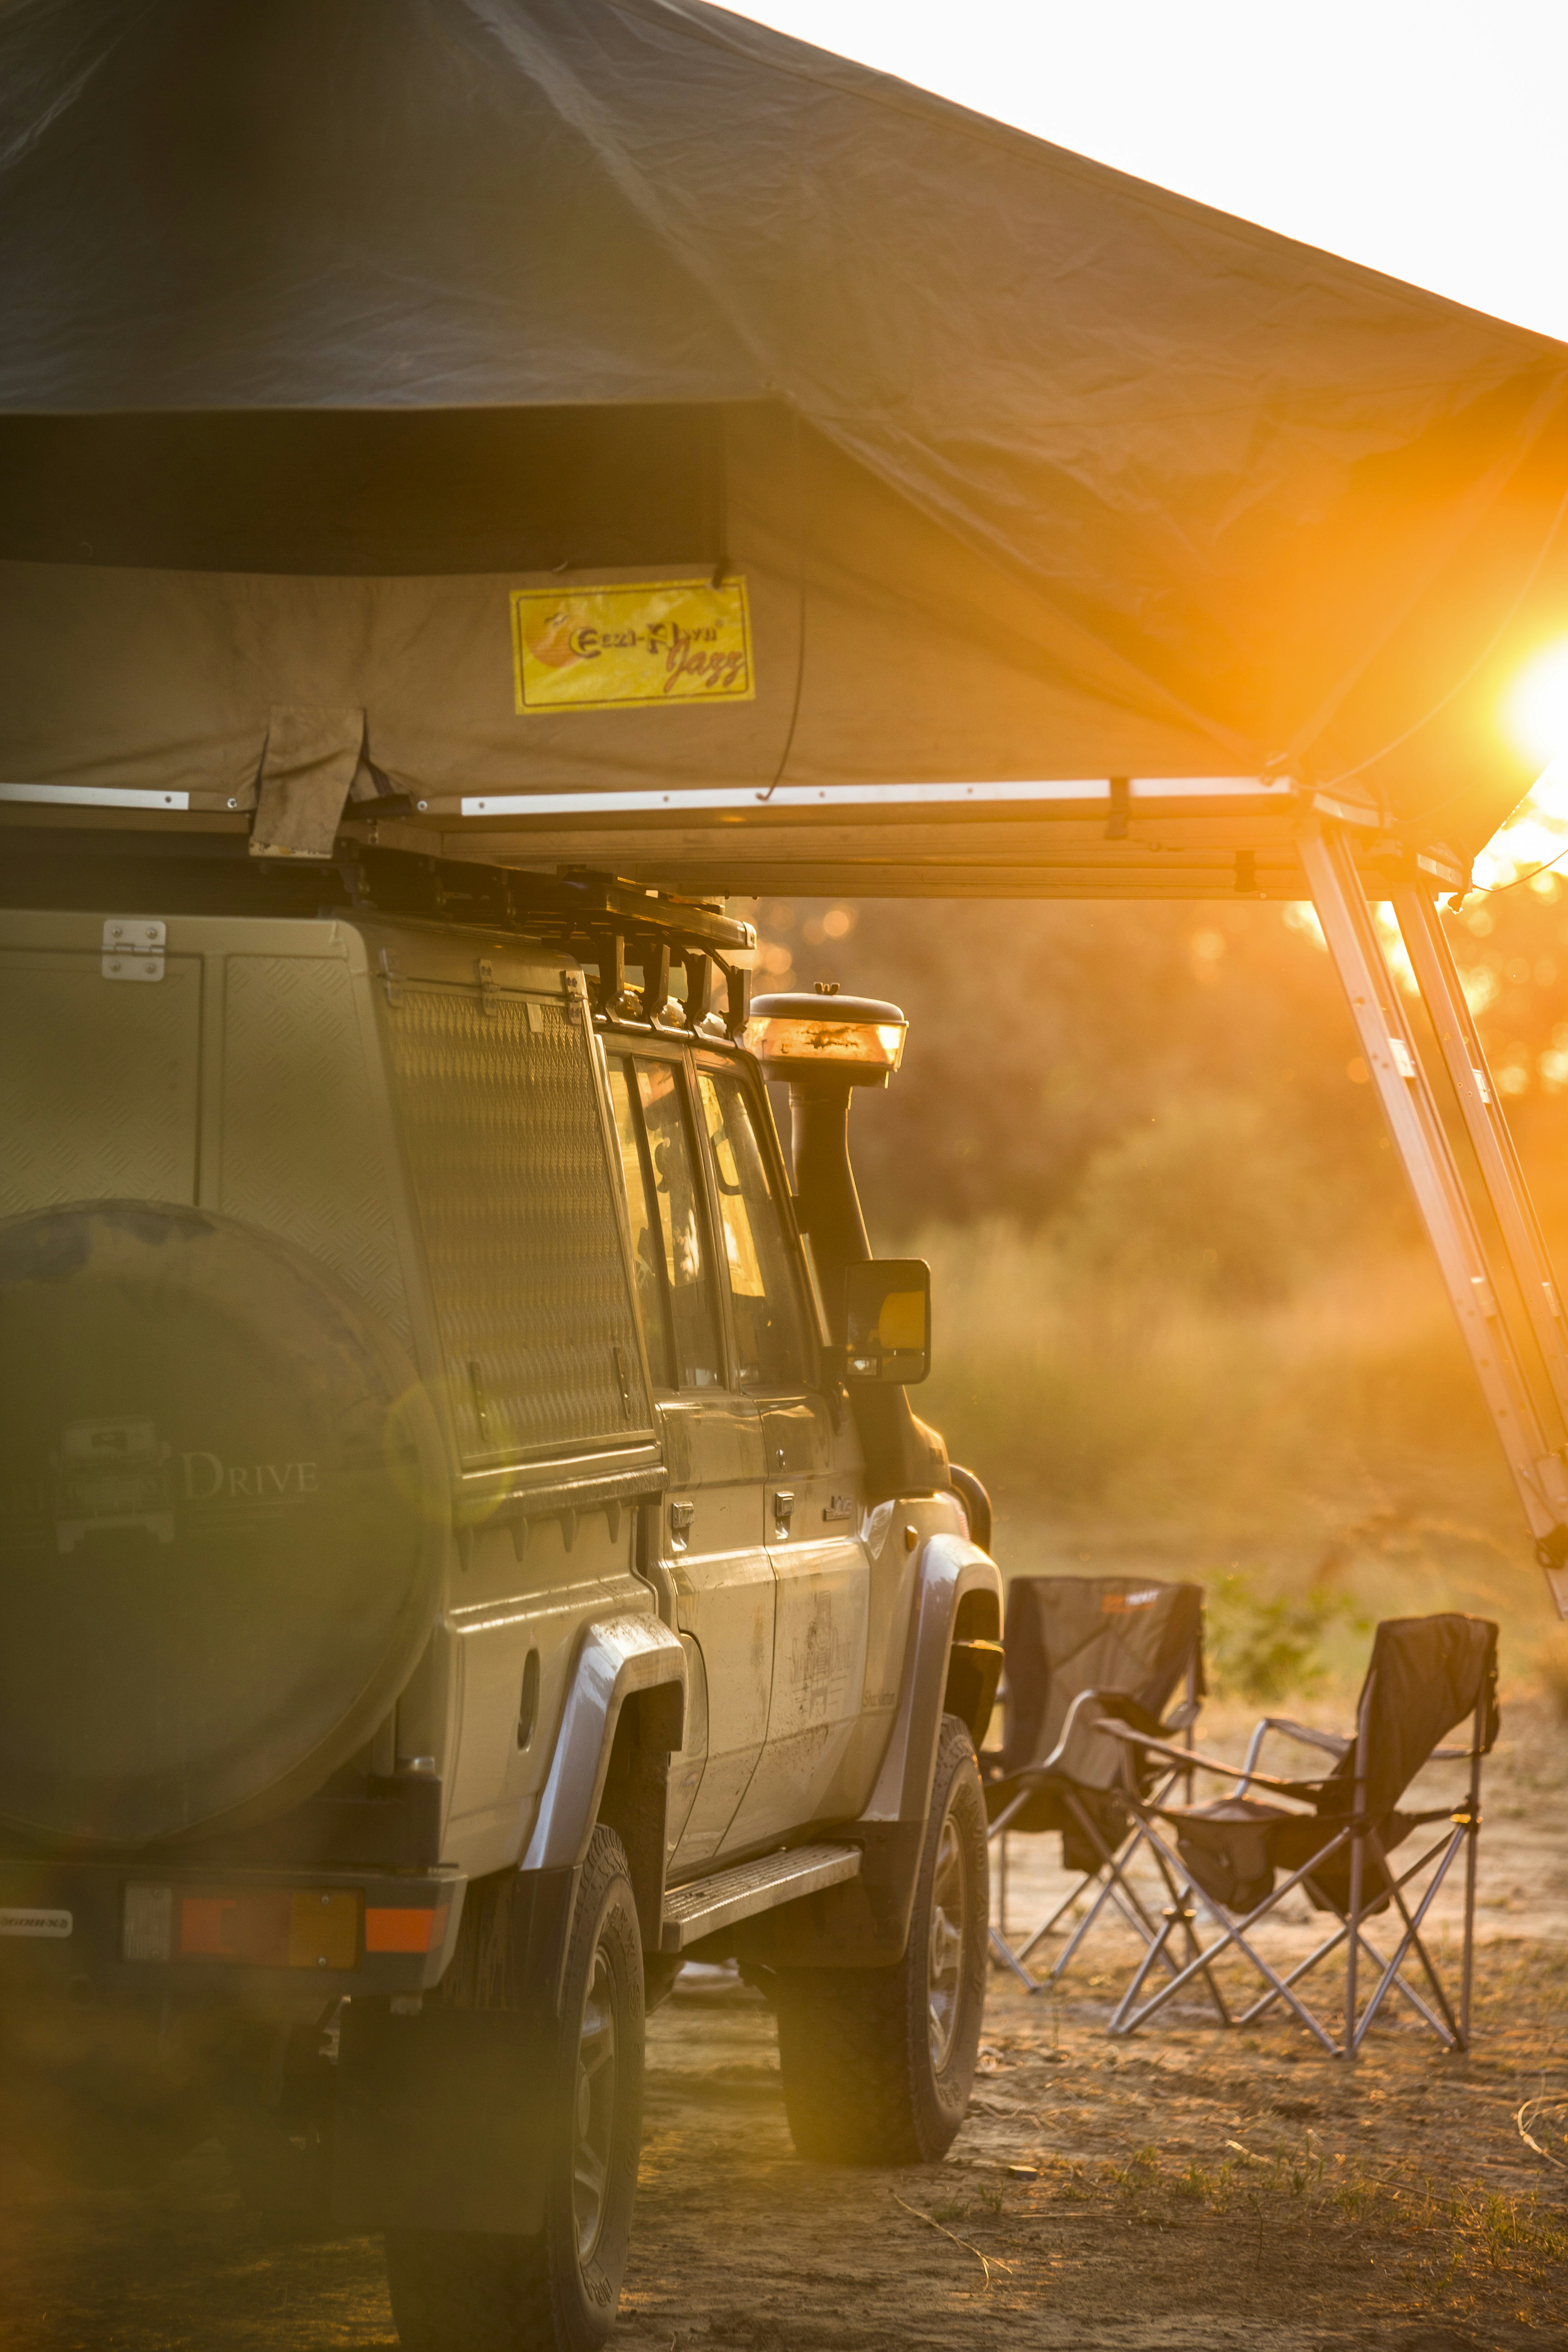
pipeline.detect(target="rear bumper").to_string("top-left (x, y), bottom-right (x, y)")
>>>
top-left (0, 1857), bottom-right (466, 2001)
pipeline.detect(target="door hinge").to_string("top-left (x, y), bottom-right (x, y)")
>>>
top-left (101, 918), bottom-right (165, 982)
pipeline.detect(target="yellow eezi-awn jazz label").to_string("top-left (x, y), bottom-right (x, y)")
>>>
top-left (511, 579), bottom-right (755, 715)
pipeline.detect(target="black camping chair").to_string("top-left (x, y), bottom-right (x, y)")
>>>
top-left (1098, 1613), bottom-right (1498, 2056)
top-left (982, 1575), bottom-right (1206, 1991)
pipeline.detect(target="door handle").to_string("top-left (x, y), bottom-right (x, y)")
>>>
top-left (668, 1499), bottom-right (694, 1551)
top-left (771, 1489), bottom-right (795, 1539)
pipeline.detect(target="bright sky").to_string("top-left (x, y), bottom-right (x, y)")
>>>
top-left (739, 0), bottom-right (1568, 880)
top-left (735, 0), bottom-right (1568, 344)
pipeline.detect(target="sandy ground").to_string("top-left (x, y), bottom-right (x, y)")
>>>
top-left (2, 1700), bottom-right (1565, 2352)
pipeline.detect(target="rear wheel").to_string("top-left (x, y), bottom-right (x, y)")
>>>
top-left (384, 1826), bottom-right (644, 2352)
top-left (773, 1713), bottom-right (987, 2165)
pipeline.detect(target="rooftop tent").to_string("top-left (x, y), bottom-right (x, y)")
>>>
top-left (3, 0), bottom-right (1568, 895)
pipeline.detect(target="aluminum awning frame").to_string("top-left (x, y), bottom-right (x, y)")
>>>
top-left (1303, 827), bottom-right (1568, 1620)
top-left (335, 774), bottom-right (1470, 901)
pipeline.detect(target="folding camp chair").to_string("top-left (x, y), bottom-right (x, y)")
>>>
top-left (982, 1575), bottom-right (1206, 1991)
top-left (1098, 1613), bottom-right (1498, 2056)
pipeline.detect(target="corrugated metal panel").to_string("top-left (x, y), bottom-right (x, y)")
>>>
top-left (386, 984), bottom-right (650, 1463)
top-left (222, 954), bottom-right (411, 1348)
top-left (0, 950), bottom-right (200, 1214)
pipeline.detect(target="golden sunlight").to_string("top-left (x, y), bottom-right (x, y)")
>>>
top-left (1507, 639), bottom-right (1568, 768)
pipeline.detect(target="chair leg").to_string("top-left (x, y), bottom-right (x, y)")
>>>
top-left (1108, 1820), bottom-right (1348, 2052)
top-left (1107, 1908), bottom-right (1182, 2032)
top-left (1018, 1871), bottom-right (1101, 1964)
top-left (1254, 1832), bottom-right (1464, 2046)
top-left (1237, 1911), bottom-right (1448, 2041)
top-left (1345, 1830), bottom-right (1363, 2059)
top-left (1461, 1717), bottom-right (1483, 2048)
top-left (989, 1920), bottom-right (1047, 1988)
top-left (1063, 1794), bottom-right (1173, 1945)
top-left (1460, 1815), bottom-right (1478, 2049)
top-left (1350, 1830), bottom-right (1466, 2053)
top-left (1135, 1815), bottom-right (1232, 2026)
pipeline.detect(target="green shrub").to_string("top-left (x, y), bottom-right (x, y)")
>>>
top-left (1206, 1569), bottom-right (1365, 1704)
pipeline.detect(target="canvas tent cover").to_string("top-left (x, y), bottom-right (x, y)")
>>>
top-left (4, 0), bottom-right (1568, 896)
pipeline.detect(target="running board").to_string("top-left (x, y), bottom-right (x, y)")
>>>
top-left (659, 1842), bottom-right (862, 1955)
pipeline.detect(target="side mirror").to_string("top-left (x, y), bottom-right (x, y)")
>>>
top-left (843, 1260), bottom-right (930, 1385)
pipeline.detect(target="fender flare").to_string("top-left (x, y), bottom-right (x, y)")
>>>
top-left (862, 1533), bottom-right (1003, 1831)
top-left (519, 1611), bottom-right (686, 1875)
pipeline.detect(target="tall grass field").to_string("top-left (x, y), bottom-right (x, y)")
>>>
top-left (909, 1221), bottom-right (1556, 1698)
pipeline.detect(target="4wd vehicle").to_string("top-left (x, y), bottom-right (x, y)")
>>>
top-left (0, 854), bottom-right (1002, 2352)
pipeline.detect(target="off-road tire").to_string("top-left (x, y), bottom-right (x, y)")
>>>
top-left (773, 1713), bottom-right (987, 2165)
top-left (384, 1826), bottom-right (644, 2352)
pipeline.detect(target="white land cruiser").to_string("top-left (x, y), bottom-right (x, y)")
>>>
top-left (0, 844), bottom-right (1002, 2352)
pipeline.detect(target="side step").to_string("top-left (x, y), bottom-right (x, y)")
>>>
top-left (659, 1842), bottom-right (861, 1955)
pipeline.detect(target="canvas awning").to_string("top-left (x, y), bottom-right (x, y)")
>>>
top-left (3, 0), bottom-right (1567, 896)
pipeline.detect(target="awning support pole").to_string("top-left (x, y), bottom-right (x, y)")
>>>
top-left (1301, 825), bottom-right (1568, 1618)
top-left (1391, 882), bottom-right (1568, 1425)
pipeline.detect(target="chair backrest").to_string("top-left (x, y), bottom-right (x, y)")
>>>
top-left (1000, 1574), bottom-right (1205, 1777)
top-left (1321, 1613), bottom-right (1499, 1824)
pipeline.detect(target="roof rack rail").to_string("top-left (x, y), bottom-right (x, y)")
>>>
top-left (1, 827), bottom-right (757, 1034)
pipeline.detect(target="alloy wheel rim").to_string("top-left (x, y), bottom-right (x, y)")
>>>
top-left (572, 1942), bottom-right (618, 2264)
top-left (927, 1809), bottom-right (967, 2072)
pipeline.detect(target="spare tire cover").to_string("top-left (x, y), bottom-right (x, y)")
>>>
top-left (0, 1202), bottom-right (449, 1847)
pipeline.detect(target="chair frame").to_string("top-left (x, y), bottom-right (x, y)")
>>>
top-left (988, 1663), bottom-right (1214, 2002)
top-left (1096, 1667), bottom-right (1488, 2057)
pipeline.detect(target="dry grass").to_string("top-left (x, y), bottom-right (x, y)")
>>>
top-left (907, 1219), bottom-right (1559, 1680)
top-left (1084, 2138), bottom-right (1568, 2292)
top-left (916, 1221), bottom-right (1497, 1519)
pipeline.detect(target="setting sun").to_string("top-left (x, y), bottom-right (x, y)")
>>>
top-left (1508, 639), bottom-right (1568, 768)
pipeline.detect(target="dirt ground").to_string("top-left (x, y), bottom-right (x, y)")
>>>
top-left (2, 1700), bottom-right (1565, 2352)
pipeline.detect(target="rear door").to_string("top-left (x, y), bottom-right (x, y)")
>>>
top-left (0, 926), bottom-right (201, 1216)
top-left (693, 1063), bottom-right (873, 1847)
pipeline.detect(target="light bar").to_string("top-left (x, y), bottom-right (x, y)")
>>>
top-left (744, 991), bottom-right (908, 1086)
top-left (460, 777), bottom-right (1290, 820)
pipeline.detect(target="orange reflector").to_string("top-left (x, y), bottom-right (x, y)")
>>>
top-left (365, 1902), bottom-right (448, 1955)
top-left (158, 1886), bottom-right (360, 1969)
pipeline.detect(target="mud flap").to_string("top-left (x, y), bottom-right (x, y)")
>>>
top-left (333, 2001), bottom-right (551, 2235)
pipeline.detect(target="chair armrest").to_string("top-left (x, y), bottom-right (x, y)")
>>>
top-left (1252, 1716), bottom-right (1350, 1760)
top-left (1093, 1718), bottom-right (1326, 1801)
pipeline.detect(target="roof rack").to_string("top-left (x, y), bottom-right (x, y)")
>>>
top-left (1, 826), bottom-right (757, 1034)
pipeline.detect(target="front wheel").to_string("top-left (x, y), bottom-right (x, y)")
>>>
top-left (774, 1713), bottom-right (987, 2165)
top-left (384, 1826), bottom-right (644, 2352)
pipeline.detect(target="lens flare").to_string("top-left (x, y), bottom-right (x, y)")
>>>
top-left (1508, 641), bottom-right (1568, 766)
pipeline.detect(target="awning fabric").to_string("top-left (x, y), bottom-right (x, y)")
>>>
top-left (3, 0), bottom-right (1567, 895)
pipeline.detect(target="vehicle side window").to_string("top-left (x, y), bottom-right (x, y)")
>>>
top-left (632, 1058), bottom-right (724, 1391)
top-left (384, 984), bottom-right (650, 1465)
top-left (607, 1061), bottom-right (675, 1392)
top-left (697, 1071), bottom-right (810, 1390)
